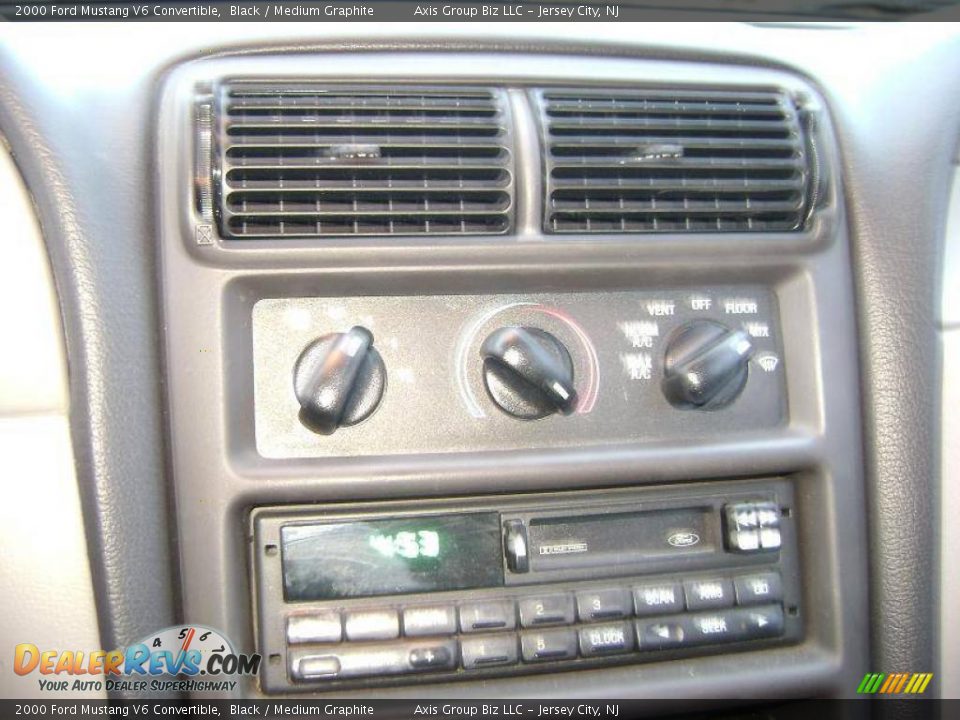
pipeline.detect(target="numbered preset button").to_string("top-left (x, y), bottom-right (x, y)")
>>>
top-left (521, 628), bottom-right (578, 663)
top-left (575, 588), bottom-right (632, 622)
top-left (518, 594), bottom-right (575, 627)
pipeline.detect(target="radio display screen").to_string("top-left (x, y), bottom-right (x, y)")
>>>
top-left (280, 513), bottom-right (504, 601)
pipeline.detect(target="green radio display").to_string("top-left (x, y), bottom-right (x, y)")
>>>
top-left (368, 529), bottom-right (441, 560)
top-left (280, 513), bottom-right (504, 601)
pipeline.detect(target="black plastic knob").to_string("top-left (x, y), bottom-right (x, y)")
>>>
top-left (503, 520), bottom-right (530, 574)
top-left (662, 320), bottom-right (754, 410)
top-left (293, 326), bottom-right (386, 434)
top-left (480, 326), bottom-right (577, 420)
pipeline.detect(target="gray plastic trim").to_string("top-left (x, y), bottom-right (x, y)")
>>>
top-left (159, 52), bottom-right (867, 701)
top-left (939, 166), bottom-right (960, 697)
top-left (0, 21), bottom-right (952, 700)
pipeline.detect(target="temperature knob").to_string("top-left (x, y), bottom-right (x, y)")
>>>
top-left (293, 326), bottom-right (386, 434)
top-left (480, 326), bottom-right (577, 420)
top-left (662, 320), bottom-right (754, 410)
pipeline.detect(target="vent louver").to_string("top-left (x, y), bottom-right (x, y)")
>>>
top-left (538, 88), bottom-right (811, 234)
top-left (216, 84), bottom-right (514, 238)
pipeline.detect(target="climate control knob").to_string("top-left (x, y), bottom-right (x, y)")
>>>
top-left (480, 326), bottom-right (577, 420)
top-left (662, 320), bottom-right (754, 410)
top-left (293, 326), bottom-right (386, 434)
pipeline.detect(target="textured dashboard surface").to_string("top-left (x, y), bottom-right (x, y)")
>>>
top-left (817, 37), bottom-right (960, 684)
top-left (0, 36), bottom-right (178, 673)
top-left (0, 22), bottom-right (955, 696)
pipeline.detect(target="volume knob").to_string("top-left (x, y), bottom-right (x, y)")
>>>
top-left (662, 320), bottom-right (754, 410)
top-left (293, 326), bottom-right (386, 434)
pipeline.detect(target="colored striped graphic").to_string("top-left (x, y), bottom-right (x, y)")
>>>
top-left (857, 672), bottom-right (933, 694)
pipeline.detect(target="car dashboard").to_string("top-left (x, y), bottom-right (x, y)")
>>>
top-left (0, 21), bottom-right (956, 706)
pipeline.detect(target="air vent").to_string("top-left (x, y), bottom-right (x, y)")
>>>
top-left (538, 88), bottom-right (811, 234)
top-left (216, 84), bottom-right (514, 238)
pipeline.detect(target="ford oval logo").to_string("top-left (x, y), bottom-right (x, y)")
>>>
top-left (667, 531), bottom-right (700, 548)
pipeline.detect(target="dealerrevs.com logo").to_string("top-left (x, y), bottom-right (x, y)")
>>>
top-left (13, 625), bottom-right (261, 693)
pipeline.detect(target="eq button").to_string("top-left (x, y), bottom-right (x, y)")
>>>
top-left (734, 572), bottom-right (783, 607)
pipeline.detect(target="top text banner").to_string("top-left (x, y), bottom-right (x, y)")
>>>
top-left (3, 1), bottom-right (959, 21)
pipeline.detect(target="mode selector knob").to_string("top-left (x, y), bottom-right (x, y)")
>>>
top-left (662, 320), bottom-right (754, 410)
top-left (293, 325), bottom-right (386, 435)
top-left (480, 326), bottom-right (577, 420)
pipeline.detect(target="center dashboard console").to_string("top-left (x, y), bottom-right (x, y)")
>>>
top-left (157, 51), bottom-right (868, 700)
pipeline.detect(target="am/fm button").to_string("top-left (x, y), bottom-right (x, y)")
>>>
top-left (683, 578), bottom-right (735, 610)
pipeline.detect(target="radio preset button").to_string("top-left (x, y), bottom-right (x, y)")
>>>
top-left (286, 611), bottom-right (342, 644)
top-left (403, 606), bottom-right (457, 637)
top-left (461, 634), bottom-right (519, 669)
top-left (518, 594), bottom-right (575, 627)
top-left (576, 588), bottom-right (632, 622)
top-left (521, 629), bottom-right (578, 663)
top-left (343, 609), bottom-right (400, 641)
top-left (734, 572), bottom-right (783, 606)
top-left (633, 581), bottom-right (684, 616)
top-left (578, 622), bottom-right (635, 656)
top-left (459, 600), bottom-right (517, 633)
top-left (684, 578), bottom-right (735, 611)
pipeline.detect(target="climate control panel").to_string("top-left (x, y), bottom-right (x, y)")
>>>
top-left (251, 287), bottom-right (785, 458)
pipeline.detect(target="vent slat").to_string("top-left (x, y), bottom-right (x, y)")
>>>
top-left (551, 137), bottom-right (800, 151)
top-left (228, 102), bottom-right (495, 112)
top-left (226, 161), bottom-right (506, 173)
top-left (228, 86), bottom-right (493, 99)
top-left (549, 177), bottom-right (804, 192)
top-left (540, 87), bottom-right (810, 234)
top-left (226, 141), bottom-right (506, 151)
top-left (548, 117), bottom-right (793, 133)
top-left (226, 118), bottom-right (502, 132)
top-left (551, 157), bottom-right (805, 171)
top-left (223, 209), bottom-right (511, 218)
top-left (550, 201), bottom-right (804, 215)
top-left (543, 89), bottom-right (783, 103)
top-left (547, 106), bottom-right (786, 119)
top-left (217, 83), bottom-right (513, 239)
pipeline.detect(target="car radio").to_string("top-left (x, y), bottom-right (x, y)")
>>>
top-left (251, 479), bottom-right (801, 692)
